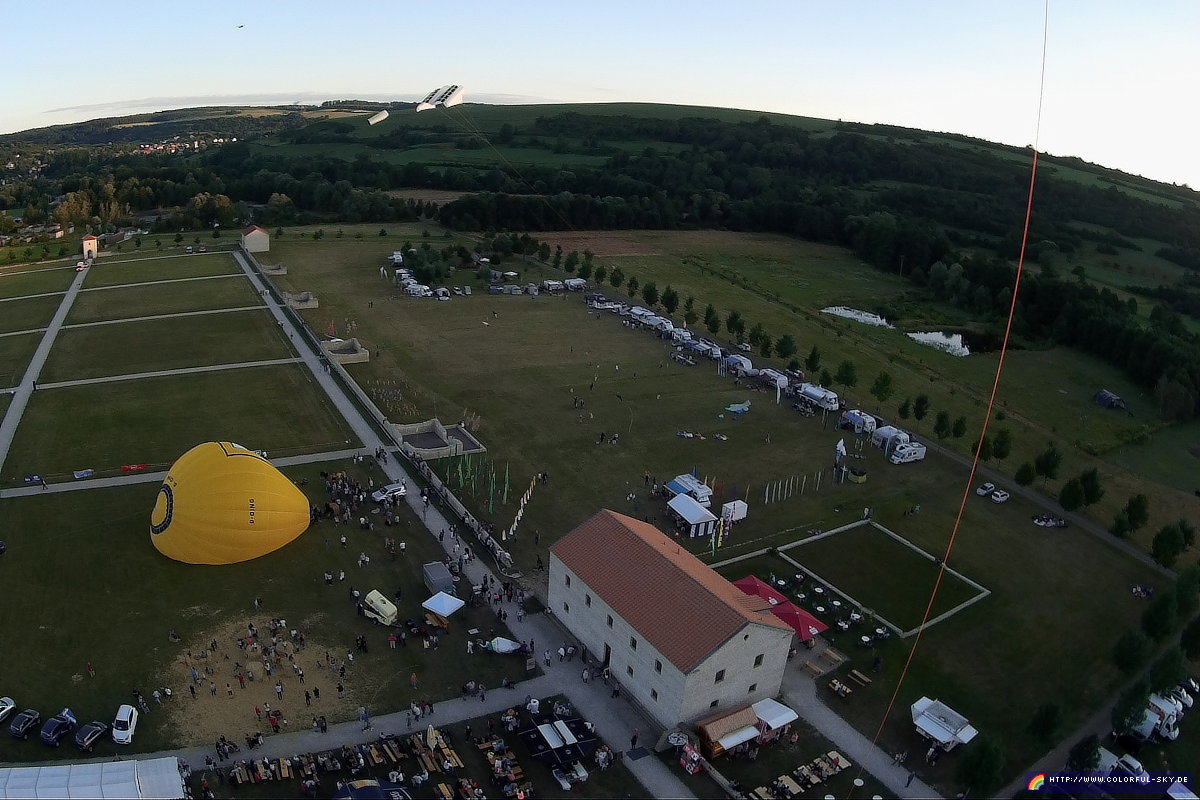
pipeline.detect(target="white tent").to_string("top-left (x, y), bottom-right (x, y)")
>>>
top-left (422, 591), bottom-right (465, 618)
top-left (0, 757), bottom-right (183, 799)
top-left (752, 698), bottom-right (799, 731)
top-left (668, 493), bottom-right (718, 539)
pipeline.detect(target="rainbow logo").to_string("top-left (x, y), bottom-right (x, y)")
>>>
top-left (1027, 774), bottom-right (1046, 791)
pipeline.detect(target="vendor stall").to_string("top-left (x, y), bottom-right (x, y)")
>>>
top-left (668, 494), bottom-right (718, 539)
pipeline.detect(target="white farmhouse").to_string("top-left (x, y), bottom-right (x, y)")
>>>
top-left (549, 510), bottom-right (794, 729)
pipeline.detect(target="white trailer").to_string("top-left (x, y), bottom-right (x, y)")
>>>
top-left (721, 499), bottom-right (748, 523)
top-left (888, 442), bottom-right (927, 464)
top-left (565, 278), bottom-right (587, 291)
top-left (798, 383), bottom-right (839, 411)
top-left (759, 368), bottom-right (789, 389)
top-left (671, 328), bottom-right (694, 344)
top-left (725, 355), bottom-right (754, 375)
top-left (840, 409), bottom-right (877, 434)
top-left (542, 279), bottom-right (564, 293)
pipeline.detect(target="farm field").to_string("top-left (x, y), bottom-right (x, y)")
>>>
top-left (0, 458), bottom-right (531, 764)
top-left (40, 309), bottom-right (291, 382)
top-left (68, 274), bottom-right (261, 323)
top-left (3, 364), bottom-right (357, 481)
top-left (264, 232), bottom-right (1173, 779)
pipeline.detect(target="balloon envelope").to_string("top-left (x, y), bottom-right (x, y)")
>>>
top-left (151, 442), bottom-right (310, 565)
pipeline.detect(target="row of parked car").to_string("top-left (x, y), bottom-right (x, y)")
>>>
top-left (0, 697), bottom-right (137, 750)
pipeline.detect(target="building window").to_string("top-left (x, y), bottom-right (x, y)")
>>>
top-left (585, 594), bottom-right (591, 607)
top-left (562, 602), bottom-right (569, 613)
top-left (654, 660), bottom-right (662, 674)
top-left (651, 689), bottom-right (659, 701)
top-left (714, 669), bottom-right (726, 684)
top-left (606, 615), bottom-right (613, 628)
top-left (564, 575), bottom-right (571, 587)
top-left (748, 683), bottom-right (758, 693)
top-left (754, 653), bottom-right (764, 668)
top-left (709, 700), bottom-right (719, 709)
top-left (629, 637), bottom-right (638, 651)
top-left (626, 665), bottom-right (634, 678)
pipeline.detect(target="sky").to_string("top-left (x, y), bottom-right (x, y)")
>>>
top-left (5, 0), bottom-right (1197, 188)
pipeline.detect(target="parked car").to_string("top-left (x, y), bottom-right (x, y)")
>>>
top-left (990, 489), bottom-right (1011, 504)
top-left (111, 704), bottom-right (138, 745)
top-left (0, 697), bottom-right (15, 725)
top-left (74, 720), bottom-right (109, 752)
top-left (197, 245), bottom-right (207, 253)
top-left (371, 482), bottom-right (407, 503)
top-left (976, 482), bottom-right (995, 496)
top-left (737, 342), bottom-right (752, 352)
top-left (40, 708), bottom-right (77, 746)
top-left (9, 709), bottom-right (40, 739)
top-left (1111, 753), bottom-right (1149, 780)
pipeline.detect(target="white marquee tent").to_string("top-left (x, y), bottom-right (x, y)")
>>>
top-left (0, 757), bottom-right (184, 799)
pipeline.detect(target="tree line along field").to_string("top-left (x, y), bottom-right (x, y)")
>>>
top-left (266, 232), bottom-right (1172, 780)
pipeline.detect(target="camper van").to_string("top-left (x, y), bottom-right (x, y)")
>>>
top-left (406, 284), bottom-right (433, 298)
top-left (434, 287), bottom-right (451, 301)
top-left (872, 425), bottom-right (911, 451)
top-left (798, 383), bottom-right (839, 411)
top-left (564, 278), bottom-right (587, 292)
top-left (542, 279), bottom-right (564, 293)
top-left (759, 369), bottom-right (789, 389)
top-left (888, 442), bottom-right (927, 464)
top-left (361, 590), bottom-right (398, 626)
top-left (840, 409), bottom-right (878, 434)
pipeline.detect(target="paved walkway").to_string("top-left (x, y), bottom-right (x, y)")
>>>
top-left (36, 358), bottom-right (302, 390)
top-left (61, 305), bottom-right (264, 329)
top-left (0, 269), bottom-right (87, 476)
top-left (779, 669), bottom-right (941, 799)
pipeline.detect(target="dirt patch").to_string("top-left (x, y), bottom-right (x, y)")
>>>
top-left (160, 615), bottom-right (378, 747)
top-left (385, 189), bottom-right (474, 204)
top-left (525, 230), bottom-right (663, 257)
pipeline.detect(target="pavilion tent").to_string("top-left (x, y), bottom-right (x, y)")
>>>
top-left (732, 575), bottom-right (828, 641)
top-left (421, 592), bottom-right (465, 618)
top-left (752, 698), bottom-right (799, 731)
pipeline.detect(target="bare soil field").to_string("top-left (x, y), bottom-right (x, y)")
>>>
top-left (384, 189), bottom-right (474, 204)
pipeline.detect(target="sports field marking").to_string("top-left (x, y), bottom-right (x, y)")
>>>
top-left (77, 273), bottom-right (245, 293)
top-left (0, 291), bottom-right (68, 303)
top-left (35, 357), bottom-right (303, 390)
top-left (0, 328), bottom-right (48, 339)
top-left (61, 306), bottom-right (264, 330)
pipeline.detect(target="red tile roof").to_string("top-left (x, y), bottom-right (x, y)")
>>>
top-left (242, 225), bottom-right (268, 235)
top-left (551, 510), bottom-right (792, 672)
top-left (81, 234), bottom-right (98, 240)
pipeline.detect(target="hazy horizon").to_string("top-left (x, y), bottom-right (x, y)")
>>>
top-left (4, 0), bottom-right (1197, 188)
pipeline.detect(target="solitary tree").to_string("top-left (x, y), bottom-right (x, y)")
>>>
top-left (592, 265), bottom-right (606, 284)
top-left (704, 305), bottom-right (721, 335)
top-left (1110, 510), bottom-right (1132, 538)
top-left (661, 286), bottom-right (679, 315)
top-left (898, 398), bottom-right (912, 419)
top-left (834, 360), bottom-right (857, 387)
top-left (951, 416), bottom-right (967, 439)
top-left (1014, 462), bottom-right (1036, 486)
top-left (913, 394), bottom-right (931, 421)
top-left (1142, 591), bottom-right (1178, 640)
top-left (726, 310), bottom-right (745, 339)
top-left (1112, 628), bottom-right (1149, 673)
top-left (641, 281), bottom-right (659, 309)
top-left (1027, 702), bottom-right (1061, 745)
top-left (626, 276), bottom-right (639, 298)
top-left (992, 428), bottom-right (1013, 463)
top-left (1111, 681), bottom-right (1149, 736)
top-left (608, 267), bottom-right (625, 289)
top-left (1125, 494), bottom-right (1151, 532)
top-left (805, 345), bottom-right (822, 373)
top-left (1066, 735), bottom-right (1100, 771)
top-left (174, 233), bottom-right (183, 244)
top-left (870, 372), bottom-right (894, 403)
top-left (683, 296), bottom-right (698, 328)
top-left (758, 335), bottom-right (773, 359)
top-left (564, 251), bottom-right (579, 273)
top-left (1079, 467), bottom-right (1104, 507)
top-left (577, 261), bottom-right (593, 281)
top-left (774, 334), bottom-right (797, 360)
top-left (1152, 523), bottom-right (1186, 568)
top-left (1058, 478), bottom-right (1084, 512)
top-left (955, 736), bottom-right (1005, 796)
top-left (819, 368), bottom-right (832, 386)
top-left (974, 435), bottom-right (993, 461)
top-left (747, 322), bottom-right (765, 347)
top-left (1033, 443), bottom-right (1063, 484)
top-left (933, 411), bottom-right (952, 439)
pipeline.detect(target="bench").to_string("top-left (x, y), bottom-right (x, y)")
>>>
top-left (803, 661), bottom-right (824, 677)
top-left (383, 740), bottom-right (404, 762)
top-left (435, 783), bottom-right (454, 800)
top-left (849, 669), bottom-right (872, 686)
top-left (367, 744), bottom-right (385, 766)
top-left (278, 759), bottom-right (291, 779)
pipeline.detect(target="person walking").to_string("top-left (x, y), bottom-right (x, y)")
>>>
top-left (582, 668), bottom-right (590, 684)
top-left (86, 662), bottom-right (96, 678)
top-left (630, 730), bottom-right (639, 750)
top-left (906, 772), bottom-right (916, 788)
top-left (274, 682), bottom-right (284, 700)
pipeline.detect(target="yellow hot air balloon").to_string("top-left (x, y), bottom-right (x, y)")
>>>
top-left (151, 442), bottom-right (310, 565)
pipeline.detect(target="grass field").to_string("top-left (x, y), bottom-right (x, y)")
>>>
top-left (40, 309), bottom-right (292, 382)
top-left (0, 264), bottom-right (74, 298)
top-left (0, 331), bottom-right (42, 386)
top-left (82, 252), bottom-right (241, 288)
top-left (783, 523), bottom-right (984, 632)
top-left (68, 275), bottom-right (261, 324)
top-left (0, 459), bottom-right (531, 764)
top-left (263, 232), bottom-right (1172, 782)
top-left (3, 364), bottom-right (359, 481)
top-left (0, 293), bottom-right (62, 333)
